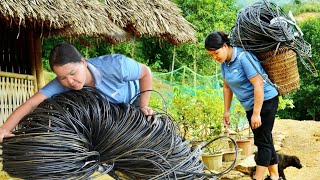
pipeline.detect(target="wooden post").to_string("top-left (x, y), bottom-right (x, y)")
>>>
top-left (215, 63), bottom-right (218, 89)
top-left (193, 48), bottom-right (197, 88)
top-left (34, 33), bottom-right (45, 89)
top-left (26, 30), bottom-right (38, 92)
top-left (182, 66), bottom-right (186, 86)
top-left (170, 46), bottom-right (176, 83)
top-left (130, 37), bottom-right (135, 58)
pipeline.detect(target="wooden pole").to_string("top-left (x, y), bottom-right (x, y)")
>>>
top-left (85, 46), bottom-right (89, 58)
top-left (130, 38), bottom-right (135, 58)
top-left (34, 33), bottom-right (45, 89)
top-left (215, 63), bottom-right (218, 88)
top-left (0, 71), bottom-right (35, 80)
top-left (111, 45), bottom-right (114, 54)
top-left (170, 46), bottom-right (176, 83)
top-left (26, 30), bottom-right (38, 92)
top-left (182, 66), bottom-right (186, 86)
top-left (193, 48), bottom-right (197, 88)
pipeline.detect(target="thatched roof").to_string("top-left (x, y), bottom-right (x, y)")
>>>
top-left (0, 0), bottom-right (196, 45)
top-left (103, 0), bottom-right (196, 45)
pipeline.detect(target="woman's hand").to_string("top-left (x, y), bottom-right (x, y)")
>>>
top-left (0, 127), bottom-right (15, 143)
top-left (251, 114), bottom-right (262, 129)
top-left (140, 106), bottom-right (155, 121)
top-left (223, 112), bottom-right (231, 127)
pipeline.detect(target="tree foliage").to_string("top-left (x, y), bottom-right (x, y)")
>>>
top-left (277, 19), bottom-right (320, 120)
top-left (173, 0), bottom-right (238, 75)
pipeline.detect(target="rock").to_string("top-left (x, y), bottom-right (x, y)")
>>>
top-left (274, 144), bottom-right (282, 152)
top-left (221, 170), bottom-right (251, 180)
top-left (234, 155), bottom-right (256, 175)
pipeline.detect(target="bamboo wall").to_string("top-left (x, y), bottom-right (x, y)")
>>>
top-left (0, 24), bottom-right (40, 126)
top-left (0, 72), bottom-right (36, 125)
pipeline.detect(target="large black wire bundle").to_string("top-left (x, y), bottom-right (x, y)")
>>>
top-left (229, 0), bottom-right (317, 76)
top-left (1, 87), bottom-right (235, 180)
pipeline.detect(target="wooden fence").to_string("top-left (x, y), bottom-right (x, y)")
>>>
top-left (0, 71), bottom-right (37, 125)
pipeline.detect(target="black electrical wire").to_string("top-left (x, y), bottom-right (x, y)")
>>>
top-left (229, 0), bottom-right (318, 76)
top-left (1, 87), bottom-right (237, 179)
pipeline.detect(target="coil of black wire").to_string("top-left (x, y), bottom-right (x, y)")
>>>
top-left (229, 0), bottom-right (317, 76)
top-left (1, 87), bottom-right (237, 180)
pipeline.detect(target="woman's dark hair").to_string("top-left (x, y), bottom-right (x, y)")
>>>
top-left (204, 31), bottom-right (230, 51)
top-left (49, 43), bottom-right (84, 70)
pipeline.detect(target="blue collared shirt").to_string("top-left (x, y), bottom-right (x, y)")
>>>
top-left (39, 54), bottom-right (141, 104)
top-left (221, 47), bottom-right (278, 111)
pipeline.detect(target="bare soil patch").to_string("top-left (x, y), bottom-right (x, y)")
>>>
top-left (273, 119), bottom-right (320, 180)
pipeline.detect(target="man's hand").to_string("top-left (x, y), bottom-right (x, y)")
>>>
top-left (0, 127), bottom-right (15, 143)
top-left (140, 106), bottom-right (155, 121)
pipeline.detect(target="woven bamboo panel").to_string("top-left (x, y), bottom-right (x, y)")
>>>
top-left (257, 48), bottom-right (300, 95)
top-left (0, 72), bottom-right (36, 125)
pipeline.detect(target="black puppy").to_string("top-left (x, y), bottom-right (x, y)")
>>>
top-left (253, 152), bottom-right (302, 180)
top-left (276, 153), bottom-right (302, 180)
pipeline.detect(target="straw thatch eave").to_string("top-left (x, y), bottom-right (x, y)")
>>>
top-left (103, 0), bottom-right (196, 45)
top-left (67, 0), bottom-right (130, 42)
top-left (0, 0), bottom-right (130, 42)
top-left (0, 0), bottom-right (196, 45)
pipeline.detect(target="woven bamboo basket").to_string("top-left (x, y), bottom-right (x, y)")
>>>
top-left (257, 48), bottom-right (300, 95)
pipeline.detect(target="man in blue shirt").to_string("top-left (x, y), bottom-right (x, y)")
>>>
top-left (0, 43), bottom-right (153, 141)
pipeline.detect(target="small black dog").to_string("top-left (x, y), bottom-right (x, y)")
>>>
top-left (276, 153), bottom-right (302, 180)
top-left (253, 152), bottom-right (302, 180)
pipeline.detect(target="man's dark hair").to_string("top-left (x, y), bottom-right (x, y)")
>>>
top-left (49, 43), bottom-right (84, 70)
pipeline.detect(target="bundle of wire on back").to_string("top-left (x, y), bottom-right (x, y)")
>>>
top-left (1, 87), bottom-right (236, 179)
top-left (229, 0), bottom-right (317, 76)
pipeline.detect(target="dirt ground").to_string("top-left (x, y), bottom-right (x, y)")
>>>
top-left (272, 119), bottom-right (320, 180)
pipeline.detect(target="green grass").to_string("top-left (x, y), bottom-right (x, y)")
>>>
top-left (283, 2), bottom-right (320, 15)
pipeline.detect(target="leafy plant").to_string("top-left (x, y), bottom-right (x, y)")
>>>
top-left (169, 87), bottom-right (224, 142)
top-left (278, 96), bottom-right (294, 110)
top-left (203, 140), bottom-right (224, 155)
top-left (228, 100), bottom-right (247, 139)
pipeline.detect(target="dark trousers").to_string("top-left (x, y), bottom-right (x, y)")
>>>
top-left (246, 96), bottom-right (279, 167)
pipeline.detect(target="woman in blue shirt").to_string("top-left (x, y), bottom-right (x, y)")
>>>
top-left (205, 31), bottom-right (280, 180)
top-left (0, 43), bottom-right (153, 141)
